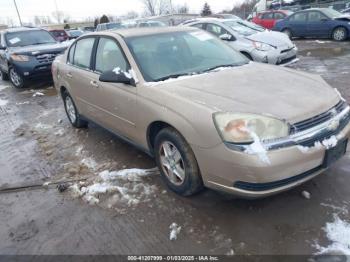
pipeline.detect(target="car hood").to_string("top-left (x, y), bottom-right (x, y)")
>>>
top-left (151, 62), bottom-right (340, 124)
top-left (245, 31), bottom-right (293, 49)
top-left (9, 42), bottom-right (68, 55)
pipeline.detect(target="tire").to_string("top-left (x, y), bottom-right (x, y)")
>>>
top-left (282, 28), bottom-right (293, 39)
top-left (0, 70), bottom-right (9, 81)
top-left (9, 67), bottom-right (25, 88)
top-left (62, 90), bottom-right (88, 128)
top-left (332, 27), bottom-right (347, 41)
top-left (154, 127), bottom-right (204, 196)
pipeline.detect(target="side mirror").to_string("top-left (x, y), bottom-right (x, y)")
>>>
top-left (99, 69), bottom-right (136, 86)
top-left (219, 33), bottom-right (234, 41)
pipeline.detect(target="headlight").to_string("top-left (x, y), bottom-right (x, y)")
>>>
top-left (252, 41), bottom-right (273, 51)
top-left (213, 113), bottom-right (289, 143)
top-left (10, 54), bottom-right (30, 62)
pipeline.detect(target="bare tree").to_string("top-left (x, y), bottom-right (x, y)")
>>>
top-left (141, 0), bottom-right (172, 16)
top-left (125, 11), bottom-right (139, 19)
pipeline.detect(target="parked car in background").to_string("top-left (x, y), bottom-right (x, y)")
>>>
top-left (273, 8), bottom-right (350, 41)
top-left (49, 29), bottom-right (69, 42)
top-left (209, 14), bottom-right (241, 19)
top-left (0, 27), bottom-right (67, 88)
top-left (96, 22), bottom-right (126, 31)
top-left (66, 29), bottom-right (84, 39)
top-left (52, 27), bottom-right (350, 198)
top-left (137, 21), bottom-right (167, 28)
top-left (82, 26), bottom-right (95, 32)
top-left (185, 18), bottom-right (298, 65)
top-left (252, 10), bottom-right (293, 29)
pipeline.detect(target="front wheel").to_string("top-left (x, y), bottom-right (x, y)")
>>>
top-left (332, 27), bottom-right (347, 41)
top-left (9, 67), bottom-right (25, 88)
top-left (154, 127), bottom-right (204, 196)
top-left (62, 91), bottom-right (88, 128)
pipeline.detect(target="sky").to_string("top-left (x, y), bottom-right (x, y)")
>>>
top-left (0, 0), bottom-right (243, 25)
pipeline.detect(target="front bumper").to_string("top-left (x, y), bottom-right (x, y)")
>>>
top-left (193, 105), bottom-right (350, 198)
top-left (251, 46), bottom-right (298, 65)
top-left (12, 61), bottom-right (53, 80)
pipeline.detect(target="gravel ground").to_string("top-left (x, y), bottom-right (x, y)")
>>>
top-left (0, 39), bottom-right (349, 257)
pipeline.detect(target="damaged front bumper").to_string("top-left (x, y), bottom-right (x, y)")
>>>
top-left (193, 101), bottom-right (350, 198)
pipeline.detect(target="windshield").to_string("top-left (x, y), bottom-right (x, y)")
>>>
top-left (223, 20), bottom-right (265, 36)
top-left (6, 30), bottom-right (56, 47)
top-left (322, 8), bottom-right (343, 18)
top-left (126, 30), bottom-right (248, 82)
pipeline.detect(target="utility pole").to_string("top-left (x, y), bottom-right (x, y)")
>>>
top-left (54, 0), bottom-right (61, 23)
top-left (13, 0), bottom-right (22, 26)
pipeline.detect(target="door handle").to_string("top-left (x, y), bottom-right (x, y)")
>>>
top-left (66, 72), bottom-right (73, 78)
top-left (90, 80), bottom-right (99, 88)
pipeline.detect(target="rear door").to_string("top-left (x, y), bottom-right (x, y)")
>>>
top-left (261, 12), bottom-right (275, 29)
top-left (307, 11), bottom-right (333, 37)
top-left (89, 36), bottom-right (137, 139)
top-left (63, 36), bottom-right (100, 120)
top-left (286, 12), bottom-right (308, 37)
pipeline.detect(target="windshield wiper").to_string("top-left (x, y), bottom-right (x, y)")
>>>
top-left (200, 63), bottom-right (238, 73)
top-left (154, 73), bottom-right (193, 82)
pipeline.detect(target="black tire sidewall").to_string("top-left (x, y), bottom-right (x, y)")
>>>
top-left (154, 128), bottom-right (203, 196)
top-left (62, 91), bottom-right (79, 127)
top-left (9, 68), bottom-right (24, 88)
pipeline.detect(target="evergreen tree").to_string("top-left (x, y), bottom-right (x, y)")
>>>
top-left (100, 15), bottom-right (109, 24)
top-left (201, 2), bottom-right (212, 16)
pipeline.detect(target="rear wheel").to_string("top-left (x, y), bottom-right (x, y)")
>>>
top-left (154, 127), bottom-right (204, 196)
top-left (9, 67), bottom-right (25, 88)
top-left (282, 28), bottom-right (293, 39)
top-left (332, 27), bottom-right (347, 41)
top-left (62, 90), bottom-right (88, 128)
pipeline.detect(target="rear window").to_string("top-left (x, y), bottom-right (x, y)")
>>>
top-left (73, 38), bottom-right (95, 69)
top-left (5, 30), bottom-right (56, 47)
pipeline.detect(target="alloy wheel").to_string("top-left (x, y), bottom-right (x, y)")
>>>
top-left (65, 96), bottom-right (76, 123)
top-left (10, 69), bottom-right (22, 87)
top-left (159, 141), bottom-right (186, 186)
top-left (333, 28), bottom-right (346, 41)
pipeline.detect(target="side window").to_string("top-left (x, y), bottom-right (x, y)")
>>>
top-left (67, 43), bottom-right (76, 64)
top-left (192, 23), bottom-right (204, 29)
top-left (95, 38), bottom-right (128, 74)
top-left (73, 38), bottom-right (95, 69)
top-left (206, 24), bottom-right (230, 37)
top-left (274, 12), bottom-right (285, 19)
top-left (308, 11), bottom-right (327, 22)
top-left (262, 12), bottom-right (274, 19)
top-left (289, 12), bottom-right (307, 22)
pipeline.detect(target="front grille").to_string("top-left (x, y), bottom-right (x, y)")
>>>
top-left (36, 53), bottom-right (59, 64)
top-left (290, 100), bottom-right (348, 134)
top-left (277, 55), bottom-right (297, 65)
top-left (281, 47), bottom-right (294, 54)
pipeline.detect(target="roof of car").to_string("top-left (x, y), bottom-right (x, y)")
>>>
top-left (107, 26), bottom-right (197, 38)
top-left (2, 27), bottom-right (42, 33)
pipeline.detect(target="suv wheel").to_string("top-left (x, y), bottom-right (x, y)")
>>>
top-left (9, 67), bottom-right (25, 88)
top-left (62, 91), bottom-right (88, 128)
top-left (154, 127), bottom-right (204, 196)
top-left (332, 27), bottom-right (347, 41)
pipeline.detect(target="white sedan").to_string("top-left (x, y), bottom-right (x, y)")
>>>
top-left (184, 18), bottom-right (298, 65)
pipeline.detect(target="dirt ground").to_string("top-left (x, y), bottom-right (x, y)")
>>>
top-left (0, 40), bottom-right (350, 257)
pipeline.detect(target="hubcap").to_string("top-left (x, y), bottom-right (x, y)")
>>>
top-left (334, 29), bottom-right (345, 40)
top-left (65, 96), bottom-right (76, 123)
top-left (159, 141), bottom-right (185, 186)
top-left (10, 69), bottom-right (21, 87)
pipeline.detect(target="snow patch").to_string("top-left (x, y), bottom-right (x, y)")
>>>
top-left (0, 99), bottom-right (8, 106)
top-left (32, 92), bottom-right (44, 97)
top-left (35, 123), bottom-right (52, 130)
top-left (297, 136), bottom-right (338, 153)
top-left (322, 136), bottom-right (338, 149)
top-left (169, 223), bottom-right (181, 241)
top-left (244, 129), bottom-right (270, 165)
top-left (16, 101), bottom-right (30, 105)
top-left (70, 168), bottom-right (158, 209)
top-left (112, 67), bottom-right (121, 75)
top-left (0, 85), bottom-right (10, 91)
top-left (81, 157), bottom-right (97, 171)
top-left (301, 190), bottom-right (311, 199)
top-left (315, 215), bottom-right (350, 255)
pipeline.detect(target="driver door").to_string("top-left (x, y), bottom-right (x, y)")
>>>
top-left (89, 36), bottom-right (137, 139)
